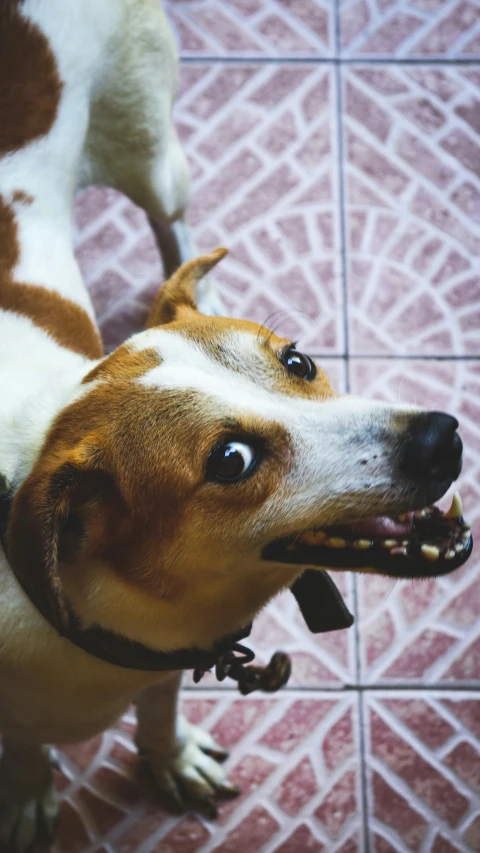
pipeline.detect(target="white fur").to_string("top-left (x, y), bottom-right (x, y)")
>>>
top-left (0, 2), bottom-right (433, 846)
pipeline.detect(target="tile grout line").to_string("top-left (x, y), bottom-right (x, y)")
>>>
top-left (179, 55), bottom-right (480, 66)
top-left (357, 691), bottom-right (371, 853)
top-left (333, 7), bottom-right (350, 389)
top-left (309, 354), bottom-right (480, 361)
top-left (183, 682), bottom-right (480, 692)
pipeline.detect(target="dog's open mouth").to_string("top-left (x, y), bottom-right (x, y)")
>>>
top-left (263, 492), bottom-right (473, 577)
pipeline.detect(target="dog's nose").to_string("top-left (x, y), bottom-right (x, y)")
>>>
top-left (401, 412), bottom-right (462, 483)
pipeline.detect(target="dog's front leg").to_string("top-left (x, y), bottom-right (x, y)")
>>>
top-left (135, 672), bottom-right (239, 817)
top-left (0, 739), bottom-right (58, 852)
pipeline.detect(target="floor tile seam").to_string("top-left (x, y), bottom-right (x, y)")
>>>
top-left (182, 682), bottom-right (480, 692)
top-left (324, 354), bottom-right (480, 361)
top-left (178, 56), bottom-right (480, 66)
top-left (332, 48), bottom-right (351, 381)
top-left (357, 691), bottom-right (371, 853)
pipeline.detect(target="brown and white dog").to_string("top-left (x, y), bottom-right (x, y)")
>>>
top-left (0, 1), bottom-right (473, 849)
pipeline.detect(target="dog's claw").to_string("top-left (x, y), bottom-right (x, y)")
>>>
top-left (0, 783), bottom-right (58, 852)
top-left (142, 718), bottom-right (239, 817)
top-left (0, 745), bottom-right (58, 852)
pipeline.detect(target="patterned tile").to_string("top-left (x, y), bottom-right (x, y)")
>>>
top-left (74, 63), bottom-right (342, 356)
top-left (340, 0), bottom-right (480, 58)
top-left (163, 0), bottom-right (335, 57)
top-left (365, 692), bottom-right (480, 853)
top-left (344, 65), bottom-right (480, 356)
top-left (350, 359), bottom-right (480, 685)
top-left (51, 693), bottom-right (362, 853)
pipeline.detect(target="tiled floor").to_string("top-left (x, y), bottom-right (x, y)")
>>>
top-left (60, 2), bottom-right (480, 852)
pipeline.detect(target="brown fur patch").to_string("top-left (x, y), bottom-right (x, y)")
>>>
top-left (0, 0), bottom-right (62, 155)
top-left (12, 190), bottom-right (33, 205)
top-left (83, 346), bottom-right (161, 384)
top-left (0, 195), bottom-right (103, 359)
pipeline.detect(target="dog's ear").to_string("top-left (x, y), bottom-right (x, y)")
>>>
top-left (147, 247), bottom-right (227, 327)
top-left (6, 451), bottom-right (123, 634)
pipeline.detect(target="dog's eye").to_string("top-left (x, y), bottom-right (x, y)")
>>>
top-left (207, 441), bottom-right (258, 483)
top-left (281, 346), bottom-right (317, 381)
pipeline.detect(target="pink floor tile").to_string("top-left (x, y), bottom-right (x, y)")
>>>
top-left (74, 63), bottom-right (342, 355)
top-left (163, 0), bottom-right (335, 57)
top-left (350, 359), bottom-right (480, 684)
top-left (50, 694), bottom-right (361, 853)
top-left (344, 65), bottom-right (480, 356)
top-left (340, 0), bottom-right (480, 58)
top-left (365, 693), bottom-right (480, 853)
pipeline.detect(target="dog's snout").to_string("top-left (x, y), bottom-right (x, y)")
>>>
top-left (401, 411), bottom-right (462, 483)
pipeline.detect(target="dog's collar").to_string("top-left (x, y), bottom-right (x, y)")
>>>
top-left (0, 487), bottom-right (353, 693)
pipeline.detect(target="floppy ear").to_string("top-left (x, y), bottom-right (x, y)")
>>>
top-left (147, 247), bottom-right (228, 327)
top-left (6, 456), bottom-right (121, 634)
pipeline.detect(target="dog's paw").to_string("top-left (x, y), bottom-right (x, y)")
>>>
top-left (142, 718), bottom-right (239, 818)
top-left (0, 747), bottom-right (58, 852)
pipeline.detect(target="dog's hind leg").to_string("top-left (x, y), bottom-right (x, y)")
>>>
top-left (79, 0), bottom-right (225, 316)
top-left (135, 673), bottom-right (239, 817)
top-left (0, 739), bottom-right (58, 852)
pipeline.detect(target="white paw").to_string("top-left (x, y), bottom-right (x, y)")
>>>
top-left (0, 748), bottom-right (58, 852)
top-left (141, 719), bottom-right (239, 817)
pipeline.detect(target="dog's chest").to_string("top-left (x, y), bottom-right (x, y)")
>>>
top-left (0, 555), bottom-right (164, 743)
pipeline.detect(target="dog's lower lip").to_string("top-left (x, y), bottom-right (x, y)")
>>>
top-left (262, 491), bottom-right (473, 577)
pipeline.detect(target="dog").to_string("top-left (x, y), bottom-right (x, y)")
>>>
top-left (0, 1), bottom-right (473, 849)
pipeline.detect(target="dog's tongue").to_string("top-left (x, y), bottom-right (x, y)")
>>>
top-left (337, 513), bottom-right (414, 538)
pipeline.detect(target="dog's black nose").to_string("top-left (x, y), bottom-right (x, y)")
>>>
top-left (401, 412), bottom-right (462, 483)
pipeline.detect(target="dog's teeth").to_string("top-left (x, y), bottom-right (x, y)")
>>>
top-left (382, 539), bottom-right (397, 548)
top-left (398, 514), bottom-right (408, 522)
top-left (328, 537), bottom-right (346, 548)
top-left (415, 509), bottom-right (428, 519)
top-left (462, 521), bottom-right (471, 530)
top-left (301, 530), bottom-right (327, 545)
top-left (401, 540), bottom-right (410, 547)
top-left (420, 544), bottom-right (440, 561)
top-left (353, 539), bottom-right (372, 549)
top-left (445, 491), bottom-right (463, 519)
top-left (445, 549), bottom-right (456, 560)
top-left (455, 542), bottom-right (465, 553)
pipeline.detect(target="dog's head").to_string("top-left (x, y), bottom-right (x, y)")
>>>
top-left (4, 250), bottom-right (471, 650)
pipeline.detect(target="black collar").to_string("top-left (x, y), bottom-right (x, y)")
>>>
top-left (0, 488), bottom-right (353, 694)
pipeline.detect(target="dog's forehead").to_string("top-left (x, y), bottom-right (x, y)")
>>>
top-left (129, 325), bottom-right (328, 409)
top-left (134, 326), bottom-right (268, 376)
